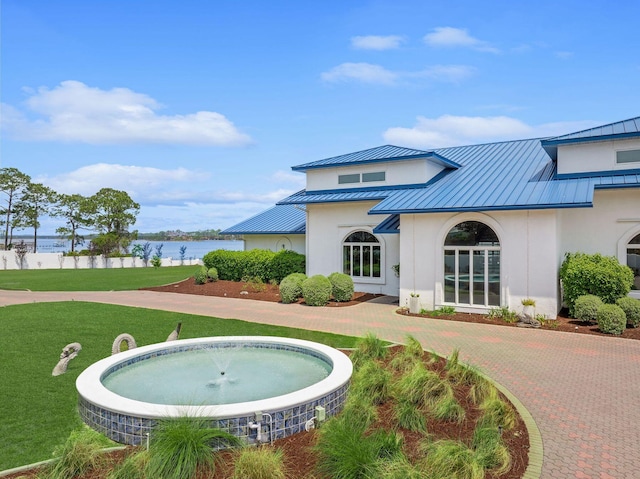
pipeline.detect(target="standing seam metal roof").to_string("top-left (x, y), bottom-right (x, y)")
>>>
top-left (541, 116), bottom-right (640, 145)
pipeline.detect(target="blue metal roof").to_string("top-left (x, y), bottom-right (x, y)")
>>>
top-left (220, 204), bottom-right (306, 235)
top-left (373, 214), bottom-right (400, 234)
top-left (291, 145), bottom-right (461, 171)
top-left (224, 117), bottom-right (640, 234)
top-left (542, 117), bottom-right (640, 146)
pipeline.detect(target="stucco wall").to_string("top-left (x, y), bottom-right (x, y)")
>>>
top-left (243, 235), bottom-right (306, 254)
top-left (399, 209), bottom-right (559, 318)
top-left (305, 159), bottom-right (444, 192)
top-left (557, 138), bottom-right (640, 175)
top-left (306, 202), bottom-right (399, 295)
top-left (0, 251), bottom-right (201, 270)
top-left (559, 188), bottom-right (640, 299)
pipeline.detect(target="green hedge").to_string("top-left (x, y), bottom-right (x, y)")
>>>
top-left (559, 252), bottom-right (634, 317)
top-left (574, 295), bottom-right (603, 324)
top-left (302, 275), bottom-right (333, 306)
top-left (617, 297), bottom-right (640, 328)
top-left (279, 273), bottom-right (307, 304)
top-left (203, 249), bottom-right (305, 283)
top-left (328, 272), bottom-right (354, 302)
top-left (596, 304), bottom-right (627, 335)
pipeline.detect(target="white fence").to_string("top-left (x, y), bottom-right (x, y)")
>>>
top-left (0, 251), bottom-right (201, 270)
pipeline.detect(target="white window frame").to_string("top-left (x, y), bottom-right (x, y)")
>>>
top-left (341, 230), bottom-right (385, 284)
top-left (443, 246), bottom-right (501, 307)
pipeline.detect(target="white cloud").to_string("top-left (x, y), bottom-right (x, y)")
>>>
top-left (411, 65), bottom-right (476, 83)
top-left (37, 163), bottom-right (205, 199)
top-left (2, 80), bottom-right (252, 146)
top-left (351, 35), bottom-right (405, 50)
top-left (383, 114), bottom-right (599, 148)
top-left (270, 170), bottom-right (306, 188)
top-left (423, 27), bottom-right (499, 53)
top-left (321, 62), bottom-right (474, 85)
top-left (321, 63), bottom-right (398, 85)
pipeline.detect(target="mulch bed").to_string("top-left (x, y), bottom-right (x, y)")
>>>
top-left (145, 278), bottom-right (640, 341)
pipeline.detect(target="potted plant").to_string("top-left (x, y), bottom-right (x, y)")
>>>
top-left (409, 292), bottom-right (420, 314)
top-left (521, 298), bottom-right (536, 318)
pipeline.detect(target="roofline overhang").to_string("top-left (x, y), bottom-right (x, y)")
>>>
top-left (291, 151), bottom-right (461, 172)
top-left (541, 131), bottom-right (640, 147)
top-left (554, 167), bottom-right (640, 180)
top-left (368, 202), bottom-right (595, 215)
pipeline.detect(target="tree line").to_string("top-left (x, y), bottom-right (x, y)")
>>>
top-left (0, 167), bottom-right (139, 255)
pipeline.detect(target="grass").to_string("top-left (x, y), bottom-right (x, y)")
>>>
top-left (36, 426), bottom-right (112, 479)
top-left (0, 301), bottom-right (358, 470)
top-left (0, 265), bottom-right (197, 291)
top-left (232, 447), bottom-right (286, 479)
top-left (145, 416), bottom-right (241, 479)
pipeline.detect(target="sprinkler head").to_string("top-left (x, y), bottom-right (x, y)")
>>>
top-left (221, 371), bottom-right (225, 375)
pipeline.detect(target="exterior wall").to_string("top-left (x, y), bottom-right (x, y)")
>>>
top-left (305, 159), bottom-right (444, 192)
top-left (399, 210), bottom-right (559, 318)
top-left (243, 235), bottom-right (306, 254)
top-left (306, 202), bottom-right (399, 295)
top-left (0, 251), bottom-right (201, 270)
top-left (559, 188), bottom-right (640, 299)
top-left (557, 138), bottom-right (640, 175)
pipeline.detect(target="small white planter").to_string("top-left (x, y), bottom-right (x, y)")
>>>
top-left (522, 305), bottom-right (535, 318)
top-left (409, 296), bottom-right (420, 314)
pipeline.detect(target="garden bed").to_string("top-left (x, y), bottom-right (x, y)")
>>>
top-left (5, 345), bottom-right (530, 479)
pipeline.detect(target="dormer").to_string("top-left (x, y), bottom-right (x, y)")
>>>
top-left (542, 117), bottom-right (640, 177)
top-left (291, 145), bottom-right (461, 192)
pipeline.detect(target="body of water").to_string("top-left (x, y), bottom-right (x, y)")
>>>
top-left (33, 238), bottom-right (244, 259)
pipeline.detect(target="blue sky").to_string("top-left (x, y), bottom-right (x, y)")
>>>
top-left (1, 0), bottom-right (638, 235)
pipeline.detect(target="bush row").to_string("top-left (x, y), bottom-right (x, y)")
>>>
top-left (279, 272), bottom-right (355, 306)
top-left (574, 294), bottom-right (640, 334)
top-left (202, 249), bottom-right (305, 283)
top-left (560, 252), bottom-right (634, 317)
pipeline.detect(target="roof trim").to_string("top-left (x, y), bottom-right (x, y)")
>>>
top-left (369, 201), bottom-right (594, 216)
top-left (303, 181), bottom-right (432, 196)
top-left (291, 150), bottom-right (461, 171)
top-left (542, 131), bottom-right (640, 147)
top-left (555, 167), bottom-right (640, 180)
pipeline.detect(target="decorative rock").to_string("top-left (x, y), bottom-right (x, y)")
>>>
top-left (52, 342), bottom-right (82, 376)
top-left (112, 333), bottom-right (137, 355)
top-left (166, 322), bottom-right (182, 342)
top-left (517, 313), bottom-right (541, 328)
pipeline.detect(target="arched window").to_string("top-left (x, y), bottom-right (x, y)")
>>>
top-left (444, 221), bottom-right (500, 306)
top-left (343, 231), bottom-right (381, 278)
top-left (628, 233), bottom-right (640, 291)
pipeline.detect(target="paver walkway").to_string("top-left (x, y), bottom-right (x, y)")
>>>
top-left (2, 290), bottom-right (640, 479)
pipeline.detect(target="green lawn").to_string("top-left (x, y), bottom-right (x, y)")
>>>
top-left (0, 301), bottom-right (358, 470)
top-left (0, 265), bottom-right (197, 291)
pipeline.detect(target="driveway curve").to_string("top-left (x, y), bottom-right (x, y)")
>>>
top-left (2, 290), bottom-right (639, 479)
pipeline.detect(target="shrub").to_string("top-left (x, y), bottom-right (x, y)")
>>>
top-left (328, 272), bottom-right (354, 302)
top-left (350, 359), bottom-right (392, 405)
top-left (418, 439), bottom-right (484, 479)
top-left (279, 273), bottom-right (307, 304)
top-left (194, 266), bottom-right (208, 285)
top-left (207, 267), bottom-right (219, 282)
top-left (232, 447), bottom-right (286, 479)
top-left (301, 274), bottom-right (332, 306)
top-left (41, 427), bottom-right (111, 479)
top-left (350, 332), bottom-right (388, 369)
top-left (146, 416), bottom-right (240, 479)
top-left (596, 304), bottom-right (627, 335)
top-left (203, 249), bottom-right (275, 282)
top-left (574, 294), bottom-right (603, 323)
top-left (617, 296), bottom-right (640, 327)
top-left (560, 252), bottom-right (634, 316)
top-left (151, 256), bottom-right (162, 269)
top-left (270, 250), bottom-right (305, 283)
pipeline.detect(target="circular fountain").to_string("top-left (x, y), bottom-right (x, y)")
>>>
top-left (76, 336), bottom-right (352, 445)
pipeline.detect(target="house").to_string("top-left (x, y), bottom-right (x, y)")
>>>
top-left (222, 117), bottom-right (640, 317)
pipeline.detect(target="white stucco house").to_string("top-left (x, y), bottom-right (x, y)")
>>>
top-left (222, 117), bottom-right (640, 317)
